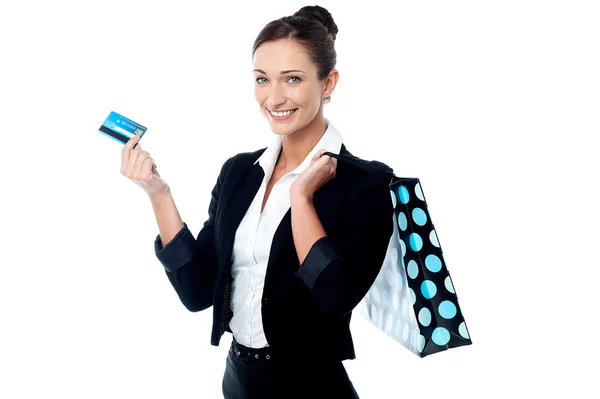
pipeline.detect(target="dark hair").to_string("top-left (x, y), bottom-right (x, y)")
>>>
top-left (252, 5), bottom-right (338, 104)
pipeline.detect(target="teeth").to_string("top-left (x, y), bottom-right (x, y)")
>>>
top-left (271, 109), bottom-right (296, 117)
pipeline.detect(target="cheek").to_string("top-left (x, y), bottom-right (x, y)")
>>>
top-left (254, 87), bottom-right (266, 103)
top-left (294, 86), bottom-right (321, 107)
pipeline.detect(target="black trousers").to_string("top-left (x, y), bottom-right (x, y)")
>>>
top-left (222, 340), bottom-right (360, 399)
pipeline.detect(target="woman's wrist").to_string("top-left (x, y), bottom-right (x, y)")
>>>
top-left (149, 190), bottom-right (172, 205)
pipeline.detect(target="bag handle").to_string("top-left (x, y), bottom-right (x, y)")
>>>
top-left (322, 151), bottom-right (404, 186)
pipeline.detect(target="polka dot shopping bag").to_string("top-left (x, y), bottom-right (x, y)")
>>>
top-left (323, 151), bottom-right (472, 358)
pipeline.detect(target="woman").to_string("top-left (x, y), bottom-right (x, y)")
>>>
top-left (121, 5), bottom-right (394, 398)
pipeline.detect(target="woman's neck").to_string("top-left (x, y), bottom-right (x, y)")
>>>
top-left (277, 116), bottom-right (327, 172)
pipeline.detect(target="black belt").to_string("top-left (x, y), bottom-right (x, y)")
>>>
top-left (229, 337), bottom-right (275, 362)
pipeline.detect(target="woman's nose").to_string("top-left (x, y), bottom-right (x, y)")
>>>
top-left (267, 84), bottom-right (286, 108)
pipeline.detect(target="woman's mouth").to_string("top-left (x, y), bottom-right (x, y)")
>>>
top-left (268, 108), bottom-right (298, 121)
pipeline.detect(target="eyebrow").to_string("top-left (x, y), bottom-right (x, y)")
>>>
top-left (253, 69), bottom-right (306, 75)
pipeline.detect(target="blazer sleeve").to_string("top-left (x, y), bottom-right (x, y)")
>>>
top-left (153, 155), bottom-right (235, 312)
top-left (294, 181), bottom-right (394, 316)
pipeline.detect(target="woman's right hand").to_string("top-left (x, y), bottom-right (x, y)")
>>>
top-left (121, 135), bottom-right (170, 199)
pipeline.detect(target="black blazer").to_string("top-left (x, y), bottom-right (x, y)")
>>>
top-left (154, 143), bottom-right (395, 361)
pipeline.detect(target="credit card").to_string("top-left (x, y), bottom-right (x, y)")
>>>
top-left (98, 111), bottom-right (147, 146)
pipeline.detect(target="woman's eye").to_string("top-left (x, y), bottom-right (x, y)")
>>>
top-left (255, 76), bottom-right (301, 84)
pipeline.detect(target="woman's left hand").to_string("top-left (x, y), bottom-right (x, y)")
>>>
top-left (290, 149), bottom-right (337, 201)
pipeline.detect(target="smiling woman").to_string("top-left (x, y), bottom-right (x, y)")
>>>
top-left (251, 6), bottom-right (339, 147)
top-left (218, 6), bottom-right (371, 398)
top-left (146, 4), bottom-right (394, 399)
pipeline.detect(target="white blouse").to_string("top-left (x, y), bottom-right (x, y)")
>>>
top-left (228, 118), bottom-right (343, 348)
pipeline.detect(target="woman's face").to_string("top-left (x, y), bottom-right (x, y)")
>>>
top-left (253, 39), bottom-right (331, 136)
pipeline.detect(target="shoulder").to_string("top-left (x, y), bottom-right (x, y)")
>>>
top-left (335, 147), bottom-right (394, 193)
top-left (230, 147), bottom-right (267, 166)
top-left (329, 148), bottom-right (395, 221)
top-left (216, 147), bottom-right (267, 177)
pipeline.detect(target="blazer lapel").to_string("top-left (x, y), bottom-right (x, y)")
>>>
top-left (263, 208), bottom-right (291, 288)
top-left (219, 163), bottom-right (264, 272)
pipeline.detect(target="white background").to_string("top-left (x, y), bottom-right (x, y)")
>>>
top-left (1, 0), bottom-right (598, 397)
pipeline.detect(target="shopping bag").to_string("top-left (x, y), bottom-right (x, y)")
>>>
top-left (323, 152), bottom-right (472, 358)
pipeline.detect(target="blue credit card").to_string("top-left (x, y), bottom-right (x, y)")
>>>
top-left (98, 111), bottom-right (147, 145)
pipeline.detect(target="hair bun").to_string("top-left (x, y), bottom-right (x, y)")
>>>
top-left (294, 5), bottom-right (338, 40)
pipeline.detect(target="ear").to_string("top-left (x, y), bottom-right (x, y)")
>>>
top-left (322, 69), bottom-right (339, 99)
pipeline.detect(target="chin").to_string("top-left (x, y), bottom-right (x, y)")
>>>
top-left (269, 124), bottom-right (295, 136)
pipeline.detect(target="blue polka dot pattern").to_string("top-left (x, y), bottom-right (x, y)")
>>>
top-left (432, 327), bottom-right (450, 346)
top-left (394, 319), bottom-right (402, 337)
top-left (409, 233), bottom-right (423, 251)
top-left (438, 300), bottom-right (457, 319)
top-left (398, 185), bottom-right (410, 204)
top-left (407, 260), bottom-right (419, 279)
top-left (383, 289), bottom-right (391, 307)
top-left (418, 307), bottom-right (431, 326)
top-left (459, 322), bottom-right (470, 339)
top-left (425, 254), bottom-right (442, 272)
top-left (372, 285), bottom-right (381, 303)
top-left (385, 268), bottom-right (394, 286)
top-left (391, 247), bottom-right (398, 266)
top-left (398, 212), bottom-right (408, 231)
top-left (415, 183), bottom-right (424, 201)
top-left (421, 280), bottom-right (437, 299)
top-left (360, 177), bottom-right (472, 357)
top-left (397, 269), bottom-right (403, 287)
top-left (392, 293), bottom-right (399, 311)
top-left (376, 270), bottom-right (384, 284)
top-left (429, 229), bottom-right (439, 247)
top-left (417, 335), bottom-right (426, 353)
top-left (412, 208), bottom-right (427, 226)
top-left (385, 313), bottom-right (394, 334)
top-left (445, 276), bottom-right (455, 293)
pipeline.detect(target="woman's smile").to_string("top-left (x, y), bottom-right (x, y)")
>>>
top-left (268, 108), bottom-right (298, 120)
